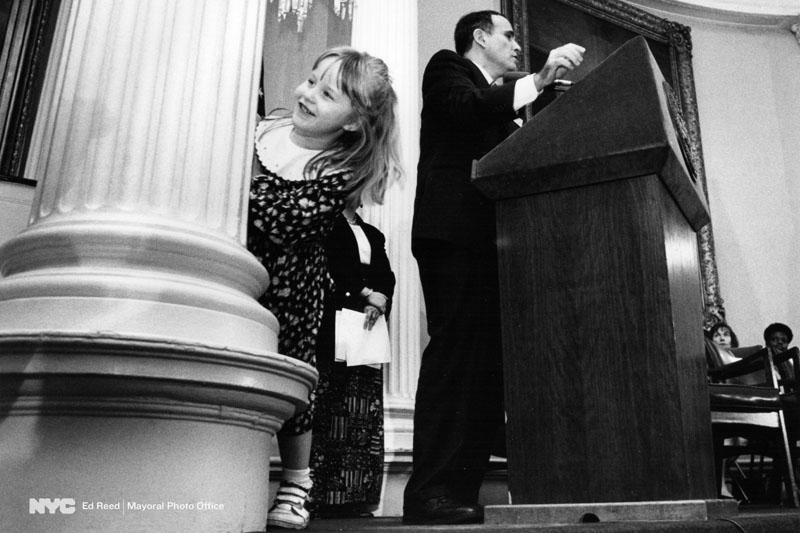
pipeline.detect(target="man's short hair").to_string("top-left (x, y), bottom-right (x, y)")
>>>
top-left (454, 10), bottom-right (502, 56)
top-left (764, 322), bottom-right (794, 343)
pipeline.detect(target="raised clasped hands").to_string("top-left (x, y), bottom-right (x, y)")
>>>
top-left (535, 43), bottom-right (586, 90)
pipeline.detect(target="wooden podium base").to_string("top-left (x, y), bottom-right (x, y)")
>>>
top-left (485, 499), bottom-right (738, 526)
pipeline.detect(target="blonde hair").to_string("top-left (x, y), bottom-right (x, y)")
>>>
top-left (305, 47), bottom-right (402, 208)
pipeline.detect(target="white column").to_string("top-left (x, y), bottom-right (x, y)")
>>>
top-left (0, 1), bottom-right (315, 531)
top-left (351, 0), bottom-right (421, 515)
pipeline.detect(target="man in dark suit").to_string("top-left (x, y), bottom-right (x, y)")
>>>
top-left (404, 10), bottom-right (585, 525)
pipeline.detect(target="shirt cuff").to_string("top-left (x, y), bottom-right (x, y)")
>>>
top-left (513, 74), bottom-right (541, 111)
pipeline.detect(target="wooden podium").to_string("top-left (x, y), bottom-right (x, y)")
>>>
top-left (472, 37), bottom-right (718, 510)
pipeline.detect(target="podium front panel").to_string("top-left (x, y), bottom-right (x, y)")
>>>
top-left (497, 173), bottom-right (715, 504)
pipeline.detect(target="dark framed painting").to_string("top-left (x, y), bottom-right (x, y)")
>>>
top-left (502, 0), bottom-right (724, 325)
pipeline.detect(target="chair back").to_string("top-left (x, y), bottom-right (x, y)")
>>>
top-left (705, 338), bottom-right (776, 386)
top-left (774, 347), bottom-right (799, 385)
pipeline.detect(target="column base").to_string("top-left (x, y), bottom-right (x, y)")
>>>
top-left (0, 332), bottom-right (317, 532)
top-left (5, 412), bottom-right (271, 532)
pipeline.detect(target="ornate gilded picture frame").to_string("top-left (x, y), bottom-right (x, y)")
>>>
top-left (502, 0), bottom-right (724, 325)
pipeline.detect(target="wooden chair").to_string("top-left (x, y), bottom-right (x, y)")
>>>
top-left (705, 338), bottom-right (800, 506)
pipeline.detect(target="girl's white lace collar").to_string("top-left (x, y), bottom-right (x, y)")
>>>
top-left (254, 120), bottom-right (319, 182)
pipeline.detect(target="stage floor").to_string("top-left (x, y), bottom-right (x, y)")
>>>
top-left (301, 505), bottom-right (800, 532)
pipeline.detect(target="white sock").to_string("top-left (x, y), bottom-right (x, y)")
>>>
top-left (282, 467), bottom-right (312, 490)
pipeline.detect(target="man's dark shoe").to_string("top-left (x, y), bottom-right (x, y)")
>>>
top-left (402, 496), bottom-right (483, 525)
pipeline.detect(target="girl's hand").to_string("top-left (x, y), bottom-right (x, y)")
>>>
top-left (365, 291), bottom-right (388, 314)
top-left (363, 305), bottom-right (382, 330)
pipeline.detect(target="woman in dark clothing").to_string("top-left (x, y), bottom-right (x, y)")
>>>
top-left (310, 207), bottom-right (395, 517)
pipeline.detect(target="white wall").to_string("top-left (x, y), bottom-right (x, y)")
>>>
top-left (695, 23), bottom-right (800, 346)
top-left (632, 5), bottom-right (800, 345)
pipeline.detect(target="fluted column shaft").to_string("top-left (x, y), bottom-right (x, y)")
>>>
top-left (2, 0), bottom-right (278, 353)
top-left (31, 0), bottom-right (255, 239)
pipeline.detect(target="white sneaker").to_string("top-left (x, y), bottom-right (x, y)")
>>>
top-left (267, 481), bottom-right (311, 530)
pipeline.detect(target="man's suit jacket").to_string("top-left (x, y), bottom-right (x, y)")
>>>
top-left (411, 49), bottom-right (520, 252)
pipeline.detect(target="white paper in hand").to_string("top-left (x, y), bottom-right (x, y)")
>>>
top-left (334, 308), bottom-right (391, 366)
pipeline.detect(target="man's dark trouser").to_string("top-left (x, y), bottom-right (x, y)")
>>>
top-left (404, 239), bottom-right (505, 509)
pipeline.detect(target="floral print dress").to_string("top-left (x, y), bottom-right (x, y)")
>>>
top-left (247, 120), bottom-right (351, 434)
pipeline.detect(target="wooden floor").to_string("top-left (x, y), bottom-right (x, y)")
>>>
top-left (297, 505), bottom-right (800, 533)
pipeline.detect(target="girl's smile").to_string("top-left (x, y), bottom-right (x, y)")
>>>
top-left (297, 101), bottom-right (314, 117)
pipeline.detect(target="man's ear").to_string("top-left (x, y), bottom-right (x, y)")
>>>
top-left (473, 28), bottom-right (486, 48)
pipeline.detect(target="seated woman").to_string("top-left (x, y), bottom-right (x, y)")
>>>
top-left (705, 322), bottom-right (741, 365)
top-left (705, 322), bottom-right (766, 384)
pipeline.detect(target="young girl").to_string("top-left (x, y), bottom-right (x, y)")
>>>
top-left (247, 47), bottom-right (401, 530)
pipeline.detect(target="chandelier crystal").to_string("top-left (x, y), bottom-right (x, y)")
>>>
top-left (271, 0), bottom-right (355, 32)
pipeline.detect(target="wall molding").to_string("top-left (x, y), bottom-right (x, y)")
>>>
top-left (625, 0), bottom-right (800, 28)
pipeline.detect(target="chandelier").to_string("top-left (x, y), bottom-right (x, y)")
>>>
top-left (271, 0), bottom-right (355, 32)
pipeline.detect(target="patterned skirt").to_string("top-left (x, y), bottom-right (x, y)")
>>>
top-left (309, 362), bottom-right (384, 515)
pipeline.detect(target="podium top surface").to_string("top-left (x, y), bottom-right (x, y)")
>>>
top-left (472, 37), bottom-right (709, 231)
